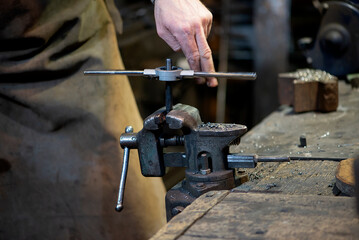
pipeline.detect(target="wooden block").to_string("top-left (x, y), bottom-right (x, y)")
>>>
top-left (278, 69), bottom-right (338, 113)
top-left (293, 80), bottom-right (318, 113)
top-left (317, 79), bottom-right (339, 112)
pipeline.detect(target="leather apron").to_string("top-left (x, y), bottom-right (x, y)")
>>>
top-left (0, 0), bottom-right (166, 239)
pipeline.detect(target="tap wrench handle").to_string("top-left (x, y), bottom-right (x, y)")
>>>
top-left (115, 126), bottom-right (133, 212)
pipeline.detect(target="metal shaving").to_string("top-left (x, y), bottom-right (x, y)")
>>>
top-left (292, 69), bottom-right (337, 82)
top-left (199, 122), bottom-right (238, 130)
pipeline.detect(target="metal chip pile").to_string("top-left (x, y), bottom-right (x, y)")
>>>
top-left (199, 123), bottom-right (238, 130)
top-left (291, 69), bottom-right (337, 82)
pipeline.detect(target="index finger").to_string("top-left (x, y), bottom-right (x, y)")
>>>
top-left (176, 30), bottom-right (200, 71)
top-left (196, 29), bottom-right (218, 87)
top-left (175, 30), bottom-right (205, 84)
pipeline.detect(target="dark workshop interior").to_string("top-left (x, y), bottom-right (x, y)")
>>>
top-left (1, 0), bottom-right (359, 239)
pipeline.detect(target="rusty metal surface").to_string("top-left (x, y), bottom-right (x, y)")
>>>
top-left (166, 104), bottom-right (202, 130)
top-left (137, 129), bottom-right (165, 177)
top-left (165, 183), bottom-right (196, 222)
top-left (231, 82), bottom-right (359, 159)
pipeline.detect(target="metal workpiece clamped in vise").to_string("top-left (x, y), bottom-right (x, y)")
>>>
top-left (84, 59), bottom-right (286, 220)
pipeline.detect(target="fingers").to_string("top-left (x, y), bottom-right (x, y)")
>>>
top-left (172, 26), bottom-right (203, 83)
top-left (161, 26), bottom-right (217, 87)
top-left (174, 25), bottom-right (217, 87)
top-left (178, 35), bottom-right (200, 72)
top-left (196, 29), bottom-right (218, 87)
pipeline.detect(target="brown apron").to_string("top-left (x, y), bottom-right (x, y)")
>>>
top-left (0, 0), bottom-right (166, 239)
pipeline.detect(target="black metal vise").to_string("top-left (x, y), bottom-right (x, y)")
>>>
top-left (119, 103), bottom-right (247, 220)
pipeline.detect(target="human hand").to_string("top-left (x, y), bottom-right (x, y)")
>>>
top-left (154, 0), bottom-right (218, 87)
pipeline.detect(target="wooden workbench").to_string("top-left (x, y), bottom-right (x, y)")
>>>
top-left (152, 191), bottom-right (359, 240)
top-left (152, 82), bottom-right (359, 239)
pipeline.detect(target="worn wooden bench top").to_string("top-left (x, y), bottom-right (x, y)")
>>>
top-left (152, 191), bottom-right (359, 240)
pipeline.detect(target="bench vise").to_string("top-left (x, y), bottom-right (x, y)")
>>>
top-left (121, 103), bottom-right (249, 220)
top-left (85, 59), bottom-right (287, 220)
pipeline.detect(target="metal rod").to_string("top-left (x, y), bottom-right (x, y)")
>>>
top-left (257, 156), bottom-right (290, 162)
top-left (165, 59), bottom-right (173, 113)
top-left (288, 156), bottom-right (346, 162)
top-left (166, 58), bottom-right (172, 71)
top-left (257, 156), bottom-right (345, 162)
top-left (116, 126), bottom-right (133, 212)
top-left (84, 69), bottom-right (257, 81)
top-left (194, 72), bottom-right (257, 80)
top-left (227, 154), bottom-right (345, 168)
top-left (84, 70), bottom-right (144, 76)
top-left (165, 83), bottom-right (173, 113)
